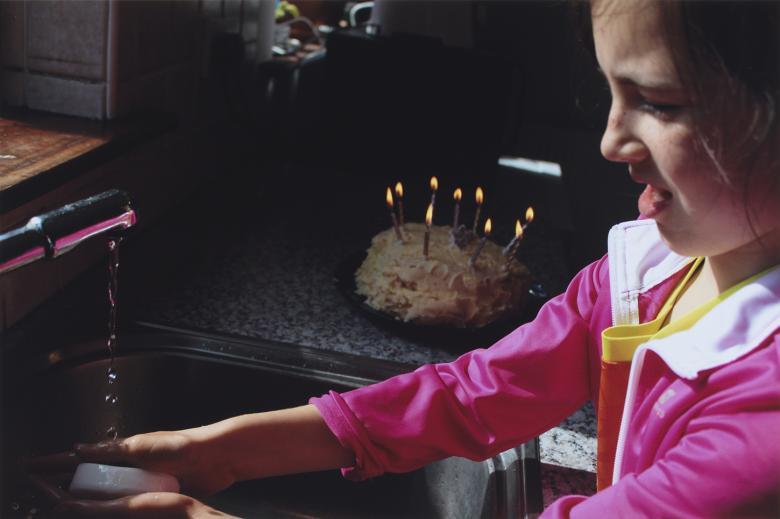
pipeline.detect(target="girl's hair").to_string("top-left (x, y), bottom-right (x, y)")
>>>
top-left (576, 0), bottom-right (780, 187)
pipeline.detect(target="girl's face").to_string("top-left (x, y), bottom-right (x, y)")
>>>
top-left (593, 1), bottom-right (780, 265)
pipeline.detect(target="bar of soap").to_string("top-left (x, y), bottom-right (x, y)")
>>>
top-left (69, 463), bottom-right (180, 499)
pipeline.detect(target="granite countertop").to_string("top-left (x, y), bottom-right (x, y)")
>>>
top-left (131, 167), bottom-right (597, 506)
top-left (4, 163), bottom-right (597, 509)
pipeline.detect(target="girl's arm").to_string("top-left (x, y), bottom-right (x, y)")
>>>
top-left (204, 405), bottom-right (355, 481)
top-left (66, 405), bottom-right (353, 496)
top-left (312, 255), bottom-right (610, 480)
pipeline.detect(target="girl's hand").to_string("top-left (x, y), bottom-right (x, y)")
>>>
top-left (24, 406), bottom-right (352, 515)
top-left (25, 430), bottom-right (238, 518)
top-left (75, 430), bottom-right (235, 496)
top-left (52, 492), bottom-right (236, 518)
top-left (27, 429), bottom-right (235, 497)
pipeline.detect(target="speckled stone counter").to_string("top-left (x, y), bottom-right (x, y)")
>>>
top-left (0, 163), bottom-right (593, 509)
top-left (539, 404), bottom-right (597, 507)
top-left (126, 167), bottom-right (597, 507)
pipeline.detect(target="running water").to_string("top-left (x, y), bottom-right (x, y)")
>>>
top-left (105, 238), bottom-right (121, 438)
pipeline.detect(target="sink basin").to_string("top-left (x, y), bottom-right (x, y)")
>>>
top-left (3, 326), bottom-right (542, 518)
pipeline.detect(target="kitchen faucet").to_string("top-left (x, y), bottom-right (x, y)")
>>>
top-left (0, 190), bottom-right (136, 275)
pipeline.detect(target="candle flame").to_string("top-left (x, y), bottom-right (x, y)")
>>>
top-left (430, 176), bottom-right (439, 192)
top-left (515, 219), bottom-right (524, 238)
top-left (525, 206), bottom-right (535, 223)
top-left (425, 203), bottom-right (434, 226)
top-left (484, 218), bottom-right (492, 236)
top-left (454, 187), bottom-right (462, 201)
top-left (476, 187), bottom-right (484, 205)
top-left (395, 182), bottom-right (403, 198)
top-left (386, 187), bottom-right (393, 208)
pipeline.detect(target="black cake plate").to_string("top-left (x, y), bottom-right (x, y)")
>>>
top-left (334, 250), bottom-right (549, 350)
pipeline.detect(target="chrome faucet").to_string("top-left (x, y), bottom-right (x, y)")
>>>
top-left (0, 190), bottom-right (136, 275)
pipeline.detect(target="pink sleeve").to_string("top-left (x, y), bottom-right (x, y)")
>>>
top-left (543, 412), bottom-right (780, 518)
top-left (310, 255), bottom-right (608, 480)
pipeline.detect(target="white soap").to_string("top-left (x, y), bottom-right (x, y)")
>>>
top-left (69, 463), bottom-right (180, 500)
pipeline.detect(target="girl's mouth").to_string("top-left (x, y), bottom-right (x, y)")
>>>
top-left (638, 184), bottom-right (672, 218)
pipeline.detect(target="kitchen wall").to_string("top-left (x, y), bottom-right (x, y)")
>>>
top-left (0, 0), bottom-right (273, 330)
top-left (0, 0), bottom-right (275, 120)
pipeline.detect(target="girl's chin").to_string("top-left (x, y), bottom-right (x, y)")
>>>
top-left (656, 223), bottom-right (714, 258)
top-left (655, 227), bottom-right (697, 257)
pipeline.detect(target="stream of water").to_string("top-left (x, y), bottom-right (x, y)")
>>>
top-left (105, 238), bottom-right (121, 440)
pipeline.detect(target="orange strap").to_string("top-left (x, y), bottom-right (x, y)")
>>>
top-left (596, 359), bottom-right (631, 491)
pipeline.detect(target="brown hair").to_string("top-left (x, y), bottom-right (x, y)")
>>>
top-left (576, 0), bottom-right (779, 185)
top-left (576, 0), bottom-right (779, 243)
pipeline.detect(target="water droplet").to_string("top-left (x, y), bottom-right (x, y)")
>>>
top-left (106, 426), bottom-right (118, 440)
top-left (107, 368), bottom-right (118, 383)
top-left (105, 393), bottom-right (118, 405)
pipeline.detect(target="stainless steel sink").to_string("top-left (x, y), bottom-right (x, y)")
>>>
top-left (3, 325), bottom-right (542, 518)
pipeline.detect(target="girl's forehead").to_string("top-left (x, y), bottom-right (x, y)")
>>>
top-left (591, 0), bottom-right (665, 36)
top-left (591, 0), bottom-right (682, 84)
top-left (591, 0), bottom-right (660, 20)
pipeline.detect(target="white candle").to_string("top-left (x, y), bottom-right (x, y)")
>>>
top-left (423, 202), bottom-right (433, 258)
top-left (468, 217), bottom-right (492, 267)
top-left (395, 182), bottom-right (405, 226)
top-left (386, 187), bottom-right (403, 241)
top-left (472, 186), bottom-right (484, 232)
top-left (522, 206), bottom-right (535, 231)
top-left (452, 187), bottom-right (462, 230)
top-left (502, 219), bottom-right (524, 256)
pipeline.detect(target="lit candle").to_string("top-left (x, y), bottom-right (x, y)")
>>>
top-left (503, 220), bottom-right (524, 265)
top-left (472, 186), bottom-right (484, 232)
top-left (429, 176), bottom-right (439, 209)
top-left (452, 187), bottom-right (462, 230)
top-left (423, 202), bottom-right (433, 259)
top-left (469, 217), bottom-right (492, 268)
top-left (395, 182), bottom-right (405, 226)
top-left (523, 206), bottom-right (535, 231)
top-left (386, 187), bottom-right (403, 241)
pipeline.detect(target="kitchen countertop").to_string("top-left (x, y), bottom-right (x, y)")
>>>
top-left (0, 109), bottom-right (176, 216)
top-left (133, 165), bottom-right (597, 507)
top-left (4, 161), bottom-right (597, 509)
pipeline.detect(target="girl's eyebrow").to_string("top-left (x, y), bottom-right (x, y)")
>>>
top-left (618, 76), bottom-right (684, 91)
top-left (597, 66), bottom-right (684, 91)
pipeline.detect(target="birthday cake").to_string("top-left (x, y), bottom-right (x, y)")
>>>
top-left (355, 223), bottom-right (531, 328)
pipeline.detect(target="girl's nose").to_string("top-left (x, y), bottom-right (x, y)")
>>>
top-left (600, 106), bottom-right (647, 163)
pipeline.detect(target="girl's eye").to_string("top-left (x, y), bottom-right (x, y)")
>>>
top-left (639, 101), bottom-right (683, 116)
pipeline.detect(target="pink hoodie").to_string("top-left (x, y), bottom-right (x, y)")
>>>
top-left (311, 220), bottom-right (780, 517)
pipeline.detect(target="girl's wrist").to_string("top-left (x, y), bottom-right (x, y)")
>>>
top-left (185, 420), bottom-right (240, 484)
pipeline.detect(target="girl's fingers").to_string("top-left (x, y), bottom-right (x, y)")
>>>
top-left (23, 450), bottom-right (80, 473)
top-left (53, 499), bottom-right (123, 518)
top-left (74, 439), bottom-right (132, 464)
top-left (53, 492), bottom-right (228, 518)
top-left (24, 438), bottom-right (132, 474)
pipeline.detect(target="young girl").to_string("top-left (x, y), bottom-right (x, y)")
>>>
top-left (36, 1), bottom-right (780, 517)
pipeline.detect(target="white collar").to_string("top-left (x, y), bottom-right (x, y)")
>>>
top-left (607, 219), bottom-right (780, 377)
top-left (640, 265), bottom-right (780, 379)
top-left (607, 220), bottom-right (690, 327)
